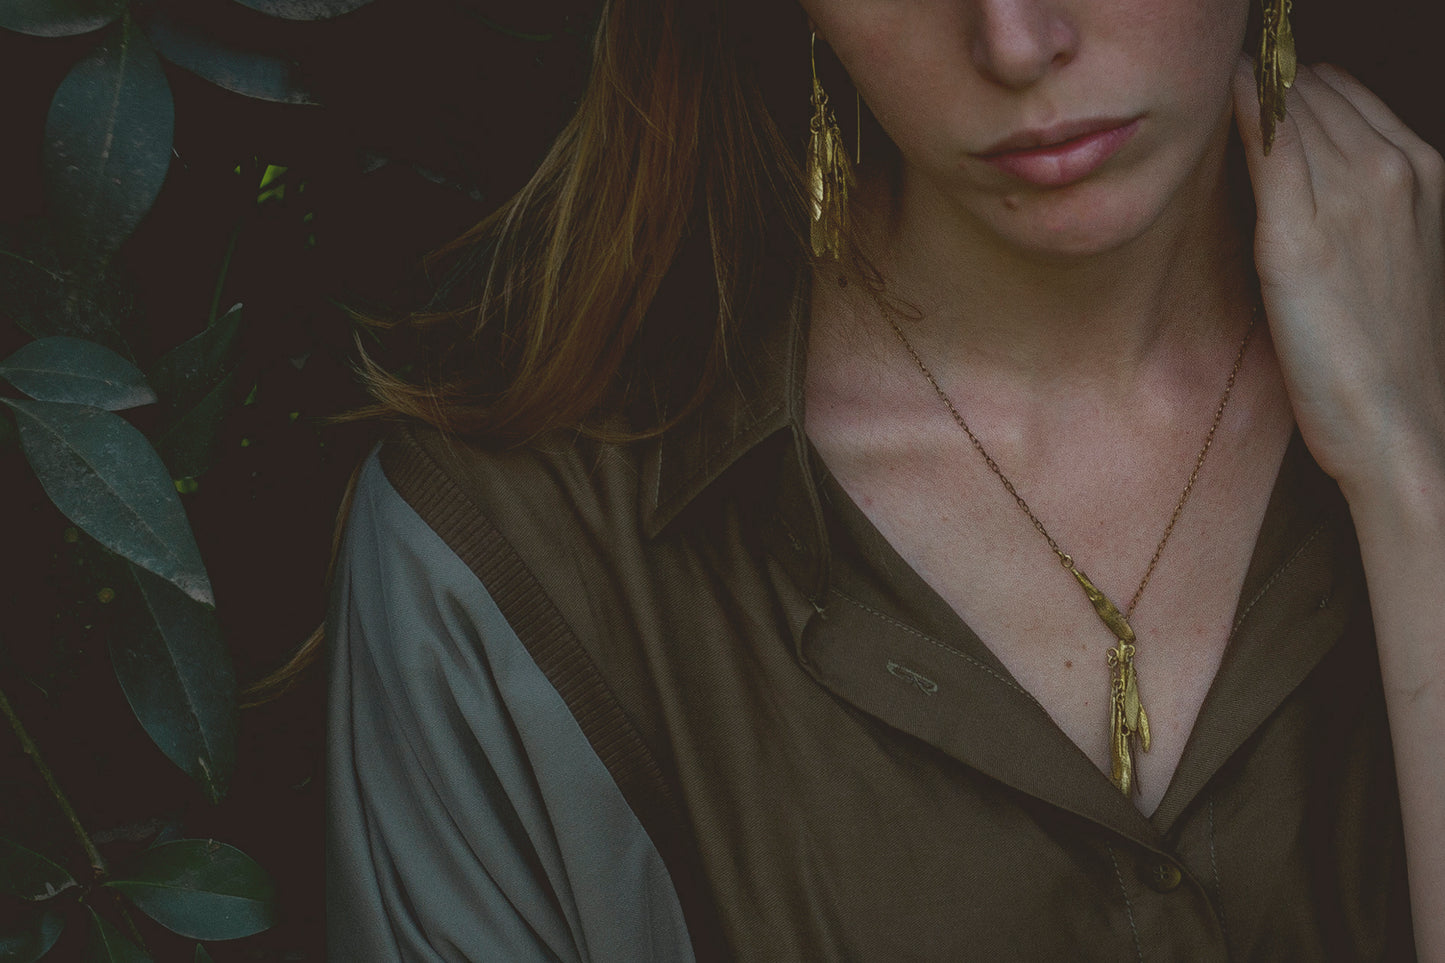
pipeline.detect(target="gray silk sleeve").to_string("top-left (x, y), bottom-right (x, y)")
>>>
top-left (325, 449), bottom-right (694, 963)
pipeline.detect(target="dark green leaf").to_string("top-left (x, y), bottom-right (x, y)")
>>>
top-left (229, 0), bottom-right (376, 20)
top-left (148, 304), bottom-right (245, 477)
top-left (0, 411), bottom-right (16, 453)
top-left (42, 18), bottom-right (174, 259)
top-left (0, 838), bottom-right (77, 901)
top-left (0, 0), bottom-right (121, 37)
top-left (2, 399), bottom-right (214, 605)
top-left (143, 14), bottom-right (319, 105)
top-left (84, 908), bottom-right (151, 963)
top-left (105, 840), bottom-right (276, 941)
top-left (0, 908), bottom-right (65, 963)
top-left (152, 367), bottom-right (240, 479)
top-left (110, 561), bottom-right (237, 803)
top-left (0, 337), bottom-right (155, 410)
top-left (193, 945), bottom-right (213, 963)
top-left (148, 305), bottom-right (244, 415)
top-left (146, 819), bottom-right (186, 849)
top-left (0, 230), bottom-right (133, 346)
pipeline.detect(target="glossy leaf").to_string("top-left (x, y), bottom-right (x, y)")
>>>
top-left (84, 908), bottom-right (151, 963)
top-left (0, 229), bottom-right (133, 346)
top-left (148, 305), bottom-right (245, 478)
top-left (105, 840), bottom-right (276, 940)
top-left (0, 337), bottom-right (155, 411)
top-left (0, 909), bottom-right (65, 963)
top-left (143, 14), bottom-right (319, 105)
top-left (229, 0), bottom-right (377, 20)
top-left (110, 560), bottom-right (237, 803)
top-left (148, 306), bottom-right (244, 414)
top-left (0, 0), bottom-right (122, 37)
top-left (42, 18), bottom-right (174, 258)
top-left (152, 368), bottom-right (241, 480)
top-left (3, 399), bottom-right (214, 605)
top-left (0, 838), bottom-right (77, 901)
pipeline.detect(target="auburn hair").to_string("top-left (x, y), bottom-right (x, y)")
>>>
top-left (244, 0), bottom-right (821, 702)
top-left (351, 0), bottom-right (815, 442)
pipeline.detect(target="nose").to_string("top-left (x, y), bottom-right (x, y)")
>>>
top-left (968, 0), bottom-right (1078, 89)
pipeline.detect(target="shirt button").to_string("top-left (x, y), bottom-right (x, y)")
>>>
top-left (1144, 859), bottom-right (1183, 893)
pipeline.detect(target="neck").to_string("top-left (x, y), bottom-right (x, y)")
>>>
top-left (842, 137), bottom-right (1256, 388)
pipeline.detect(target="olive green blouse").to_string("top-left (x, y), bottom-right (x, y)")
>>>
top-left (326, 281), bottom-right (1414, 961)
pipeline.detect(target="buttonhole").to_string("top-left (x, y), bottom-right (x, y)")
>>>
top-left (886, 661), bottom-right (939, 695)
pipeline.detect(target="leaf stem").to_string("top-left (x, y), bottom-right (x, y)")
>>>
top-left (207, 218), bottom-right (242, 327)
top-left (0, 247), bottom-right (65, 283)
top-left (0, 679), bottom-right (106, 876)
top-left (0, 678), bottom-right (152, 949)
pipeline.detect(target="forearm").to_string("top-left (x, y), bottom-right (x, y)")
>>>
top-left (1346, 462), bottom-right (1445, 961)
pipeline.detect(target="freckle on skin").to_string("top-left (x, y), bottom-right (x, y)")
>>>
top-left (1065, 660), bottom-right (1073, 668)
top-left (1002, 195), bottom-right (1020, 211)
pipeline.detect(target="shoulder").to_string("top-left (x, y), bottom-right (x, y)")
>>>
top-left (371, 419), bottom-right (655, 558)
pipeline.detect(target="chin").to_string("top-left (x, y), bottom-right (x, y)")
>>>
top-left (971, 168), bottom-right (1187, 262)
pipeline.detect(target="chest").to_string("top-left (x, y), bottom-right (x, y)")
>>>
top-left (806, 399), bottom-right (1295, 813)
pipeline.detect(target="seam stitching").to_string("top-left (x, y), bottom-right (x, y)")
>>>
top-left (832, 589), bottom-right (1035, 701)
top-left (1209, 798), bottom-right (1231, 955)
top-left (1108, 845), bottom-right (1146, 963)
top-left (1230, 520), bottom-right (1328, 636)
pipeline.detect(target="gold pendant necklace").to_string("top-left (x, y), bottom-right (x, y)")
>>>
top-left (883, 307), bottom-right (1257, 796)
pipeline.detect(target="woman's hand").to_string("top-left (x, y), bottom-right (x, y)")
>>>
top-left (1234, 57), bottom-right (1445, 960)
top-left (1231, 56), bottom-right (1445, 502)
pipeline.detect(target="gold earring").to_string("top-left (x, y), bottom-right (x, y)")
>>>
top-left (1256, 0), bottom-right (1297, 155)
top-left (808, 32), bottom-right (853, 260)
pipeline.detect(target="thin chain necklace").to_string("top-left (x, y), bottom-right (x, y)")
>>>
top-left (883, 306), bottom-right (1257, 796)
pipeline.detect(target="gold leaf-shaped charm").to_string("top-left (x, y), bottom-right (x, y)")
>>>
top-left (1123, 657), bottom-right (1142, 730)
top-left (1256, 0), bottom-right (1295, 155)
top-left (1106, 638), bottom-right (1150, 796)
top-left (1114, 708), bottom-right (1133, 797)
top-left (1072, 567), bottom-right (1136, 644)
top-left (1277, 5), bottom-right (1297, 90)
top-left (807, 68), bottom-right (851, 260)
top-left (1109, 682), bottom-right (1127, 789)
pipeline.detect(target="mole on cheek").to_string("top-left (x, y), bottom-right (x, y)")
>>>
top-left (1002, 195), bottom-right (1020, 211)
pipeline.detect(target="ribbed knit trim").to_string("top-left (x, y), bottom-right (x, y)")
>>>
top-left (379, 424), bottom-right (727, 961)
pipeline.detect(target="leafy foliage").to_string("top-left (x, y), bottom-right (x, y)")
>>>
top-left (0, 908), bottom-right (65, 963)
top-left (3, 398), bottom-right (214, 605)
top-left (0, 841), bottom-right (76, 903)
top-left (42, 17), bottom-right (173, 265)
top-left (105, 840), bottom-right (274, 940)
top-left (0, 0), bottom-right (122, 39)
top-left (0, 0), bottom-right (597, 957)
top-left (0, 338), bottom-right (155, 410)
top-left (109, 562), bottom-right (237, 803)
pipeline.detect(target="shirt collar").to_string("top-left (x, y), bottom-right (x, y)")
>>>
top-left (640, 268), bottom-right (832, 599)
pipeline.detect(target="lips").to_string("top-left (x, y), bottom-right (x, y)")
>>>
top-left (975, 117), bottom-right (1141, 188)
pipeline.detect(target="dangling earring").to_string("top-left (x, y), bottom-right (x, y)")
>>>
top-left (808, 32), bottom-right (853, 260)
top-left (1255, 0), bottom-right (1297, 155)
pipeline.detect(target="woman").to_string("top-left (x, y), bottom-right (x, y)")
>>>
top-left (324, 0), bottom-right (1445, 957)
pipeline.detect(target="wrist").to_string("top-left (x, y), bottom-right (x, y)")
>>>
top-left (1333, 424), bottom-right (1445, 530)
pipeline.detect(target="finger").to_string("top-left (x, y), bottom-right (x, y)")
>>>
top-left (1311, 63), bottom-right (1425, 149)
top-left (1232, 56), bottom-right (1315, 221)
top-left (1291, 66), bottom-right (1394, 161)
top-left (1312, 63), bottom-right (1445, 200)
top-left (1281, 70), bottom-right (1351, 172)
top-left (1303, 64), bottom-right (1445, 215)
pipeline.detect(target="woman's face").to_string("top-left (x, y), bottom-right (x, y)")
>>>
top-left (801, 0), bottom-right (1253, 258)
